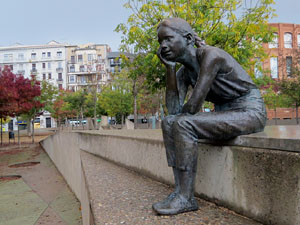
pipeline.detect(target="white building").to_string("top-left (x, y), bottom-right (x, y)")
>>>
top-left (0, 41), bottom-right (68, 129)
top-left (0, 41), bottom-right (68, 89)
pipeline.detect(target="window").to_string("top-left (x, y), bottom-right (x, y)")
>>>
top-left (111, 67), bottom-right (115, 73)
top-left (58, 73), bottom-right (62, 81)
top-left (9, 65), bottom-right (13, 70)
top-left (70, 65), bottom-right (75, 72)
top-left (88, 54), bottom-right (93, 61)
top-left (42, 63), bottom-right (46, 69)
top-left (284, 32), bottom-right (293, 48)
top-left (81, 76), bottom-right (86, 84)
top-left (71, 56), bottom-right (75, 63)
top-left (270, 57), bottom-right (278, 78)
top-left (58, 84), bottom-right (63, 90)
top-left (42, 52), bottom-right (46, 58)
top-left (48, 62), bottom-right (51, 69)
top-left (78, 55), bottom-right (83, 62)
top-left (31, 53), bottom-right (36, 59)
top-left (47, 52), bottom-right (51, 58)
top-left (269, 33), bottom-right (278, 48)
top-left (69, 75), bottom-right (75, 83)
top-left (80, 65), bottom-right (85, 72)
top-left (4, 54), bottom-right (13, 61)
top-left (32, 63), bottom-right (36, 70)
top-left (43, 73), bottom-right (46, 80)
top-left (110, 58), bottom-right (114, 65)
top-left (97, 54), bottom-right (102, 61)
top-left (19, 64), bottom-right (23, 70)
top-left (58, 62), bottom-right (62, 68)
top-left (48, 73), bottom-right (52, 79)
top-left (298, 34), bottom-right (300, 48)
top-left (286, 56), bottom-right (292, 77)
top-left (254, 58), bottom-right (263, 78)
top-left (57, 51), bottom-right (62, 57)
top-left (18, 53), bottom-right (24, 59)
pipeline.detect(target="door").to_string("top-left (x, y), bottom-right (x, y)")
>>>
top-left (46, 117), bottom-right (51, 128)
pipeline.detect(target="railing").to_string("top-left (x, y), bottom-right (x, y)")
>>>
top-left (56, 68), bottom-right (63, 72)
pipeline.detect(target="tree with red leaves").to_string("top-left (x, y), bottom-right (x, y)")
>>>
top-left (0, 66), bottom-right (43, 144)
top-left (0, 67), bottom-right (17, 144)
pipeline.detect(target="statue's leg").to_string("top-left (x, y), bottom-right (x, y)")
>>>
top-left (155, 115), bottom-right (199, 215)
top-left (153, 115), bottom-right (180, 211)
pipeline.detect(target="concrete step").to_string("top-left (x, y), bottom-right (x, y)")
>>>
top-left (80, 151), bottom-right (262, 225)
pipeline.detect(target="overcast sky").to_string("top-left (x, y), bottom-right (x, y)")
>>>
top-left (0, 0), bottom-right (298, 51)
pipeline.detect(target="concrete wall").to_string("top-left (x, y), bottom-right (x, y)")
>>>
top-left (40, 127), bottom-right (300, 225)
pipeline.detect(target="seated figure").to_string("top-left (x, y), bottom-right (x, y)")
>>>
top-left (153, 18), bottom-right (266, 215)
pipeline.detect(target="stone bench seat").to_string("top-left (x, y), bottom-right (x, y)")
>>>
top-left (41, 126), bottom-right (300, 225)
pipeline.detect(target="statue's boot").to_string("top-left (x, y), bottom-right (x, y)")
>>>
top-left (154, 169), bottom-right (198, 215)
top-left (152, 167), bottom-right (180, 211)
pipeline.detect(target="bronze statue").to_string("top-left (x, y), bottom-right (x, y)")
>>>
top-left (153, 18), bottom-right (266, 215)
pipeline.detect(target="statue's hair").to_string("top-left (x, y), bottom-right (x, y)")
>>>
top-left (157, 18), bottom-right (204, 48)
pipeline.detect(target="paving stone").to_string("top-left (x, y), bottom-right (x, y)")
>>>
top-left (81, 151), bottom-right (262, 225)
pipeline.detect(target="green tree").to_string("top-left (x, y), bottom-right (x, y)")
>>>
top-left (99, 70), bottom-right (133, 125)
top-left (64, 89), bottom-right (88, 127)
top-left (115, 0), bottom-right (275, 91)
top-left (279, 69), bottom-right (300, 124)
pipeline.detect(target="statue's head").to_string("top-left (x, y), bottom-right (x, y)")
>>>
top-left (157, 18), bottom-right (195, 61)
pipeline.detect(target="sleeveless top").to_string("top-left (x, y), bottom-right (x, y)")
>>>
top-left (195, 46), bottom-right (258, 105)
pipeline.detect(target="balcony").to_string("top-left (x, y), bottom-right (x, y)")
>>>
top-left (17, 70), bottom-right (25, 75)
top-left (56, 78), bottom-right (63, 83)
top-left (30, 69), bottom-right (38, 74)
top-left (56, 67), bottom-right (63, 72)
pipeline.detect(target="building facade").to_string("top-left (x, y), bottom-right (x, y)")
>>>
top-left (0, 41), bottom-right (68, 89)
top-left (257, 23), bottom-right (300, 79)
top-left (66, 44), bottom-right (111, 92)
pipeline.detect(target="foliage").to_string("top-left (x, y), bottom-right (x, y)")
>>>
top-left (98, 71), bottom-right (133, 120)
top-left (51, 91), bottom-right (76, 122)
top-left (116, 0), bottom-right (276, 90)
top-left (84, 93), bottom-right (106, 118)
top-left (0, 67), bottom-right (17, 118)
top-left (279, 68), bottom-right (300, 117)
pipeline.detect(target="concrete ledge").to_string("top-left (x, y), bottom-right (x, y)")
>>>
top-left (40, 126), bottom-right (300, 225)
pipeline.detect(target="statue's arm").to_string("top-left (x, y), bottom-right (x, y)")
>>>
top-left (165, 66), bottom-right (187, 115)
top-left (182, 51), bottom-right (222, 114)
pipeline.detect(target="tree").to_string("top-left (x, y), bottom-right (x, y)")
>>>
top-left (13, 75), bottom-right (42, 144)
top-left (64, 89), bottom-right (88, 128)
top-left (0, 67), bottom-right (17, 145)
top-left (99, 71), bottom-right (133, 125)
top-left (51, 91), bottom-right (76, 128)
top-left (279, 69), bottom-right (300, 124)
top-left (116, 0), bottom-right (275, 92)
top-left (22, 80), bottom-right (57, 142)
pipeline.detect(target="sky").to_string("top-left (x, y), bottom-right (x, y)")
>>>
top-left (0, 0), bottom-right (299, 51)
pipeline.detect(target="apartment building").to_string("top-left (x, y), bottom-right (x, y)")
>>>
top-left (66, 43), bottom-right (111, 92)
top-left (0, 41), bottom-right (68, 89)
top-left (257, 23), bottom-right (300, 79)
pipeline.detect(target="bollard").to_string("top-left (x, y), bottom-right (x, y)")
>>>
top-left (152, 116), bottom-right (156, 129)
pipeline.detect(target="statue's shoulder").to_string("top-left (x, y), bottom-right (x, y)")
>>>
top-left (196, 45), bottom-right (225, 61)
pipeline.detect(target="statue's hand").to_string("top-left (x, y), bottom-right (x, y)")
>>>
top-left (157, 47), bottom-right (176, 68)
top-left (182, 102), bottom-right (197, 115)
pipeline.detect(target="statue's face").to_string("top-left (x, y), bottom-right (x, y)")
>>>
top-left (157, 26), bottom-right (187, 61)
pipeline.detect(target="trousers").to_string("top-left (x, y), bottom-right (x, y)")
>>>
top-left (161, 89), bottom-right (266, 171)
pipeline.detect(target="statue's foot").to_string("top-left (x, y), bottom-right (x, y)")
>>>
top-left (152, 192), bottom-right (177, 211)
top-left (154, 194), bottom-right (198, 215)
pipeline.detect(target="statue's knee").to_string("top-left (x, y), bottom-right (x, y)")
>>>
top-left (162, 116), bottom-right (174, 130)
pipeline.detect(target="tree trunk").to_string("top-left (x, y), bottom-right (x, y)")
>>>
top-left (27, 119), bottom-right (32, 136)
top-left (32, 119), bottom-right (35, 143)
top-left (296, 103), bottom-right (299, 125)
top-left (274, 107), bottom-right (277, 125)
top-left (0, 115), bottom-right (2, 146)
top-left (133, 80), bottom-right (138, 129)
top-left (17, 116), bottom-right (20, 145)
